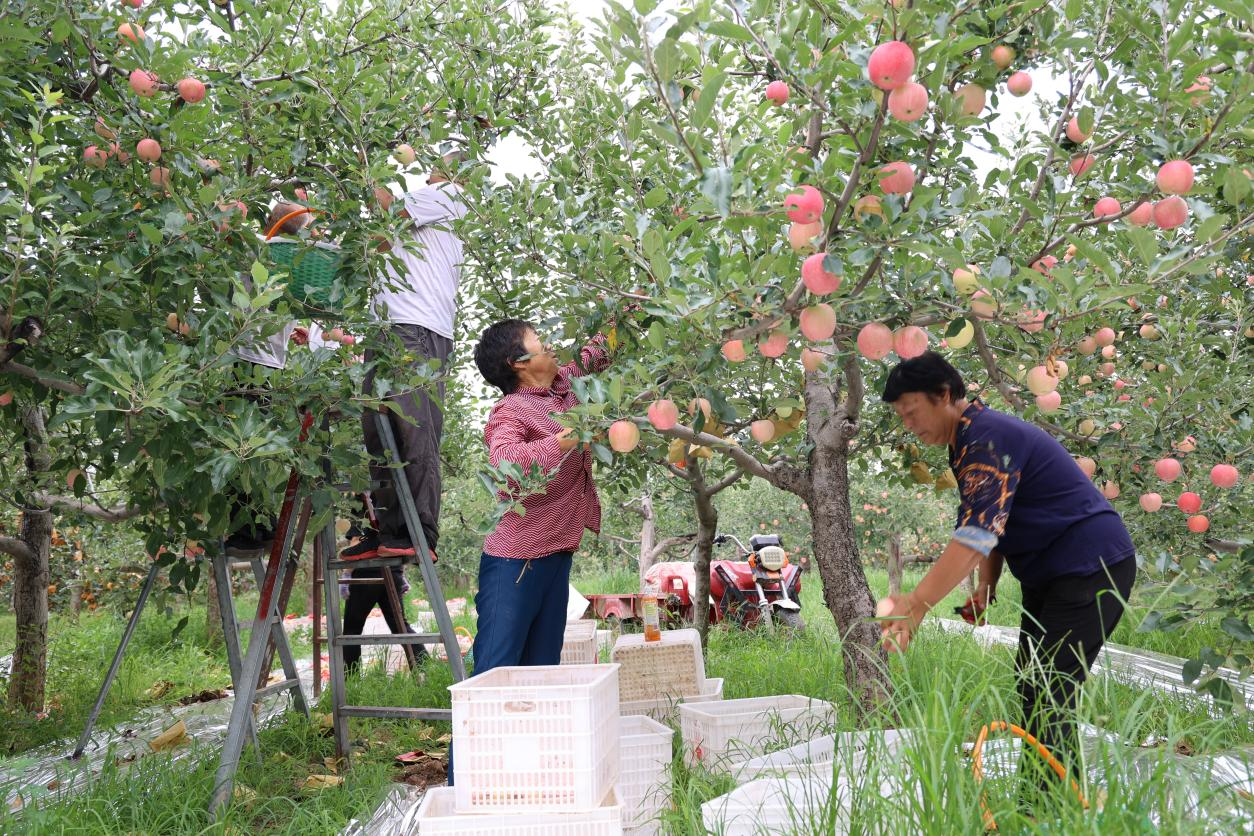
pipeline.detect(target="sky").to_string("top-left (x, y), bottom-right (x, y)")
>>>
top-left (384, 1), bottom-right (1068, 424)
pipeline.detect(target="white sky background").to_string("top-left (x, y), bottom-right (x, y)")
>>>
top-left (440, 2), bottom-right (1065, 420)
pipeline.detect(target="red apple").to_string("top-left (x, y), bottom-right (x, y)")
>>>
top-left (1176, 492), bottom-right (1202, 514)
top-left (1153, 196), bottom-right (1188, 229)
top-left (887, 82), bottom-right (928, 121)
top-left (990, 44), bottom-right (1015, 70)
top-left (856, 322), bottom-right (893, 360)
top-left (750, 419), bottom-right (776, 443)
top-left (758, 330), bottom-right (788, 358)
top-left (1065, 116), bottom-right (1090, 143)
top-left (1209, 464), bottom-right (1239, 488)
top-left (1155, 458), bottom-right (1182, 482)
top-left (1093, 197), bottom-right (1121, 221)
top-left (893, 325), bottom-right (928, 359)
top-left (1006, 72), bottom-right (1032, 96)
top-left (1035, 391), bottom-right (1062, 413)
top-left (647, 399), bottom-right (679, 431)
top-left (83, 145), bottom-right (109, 169)
top-left (801, 252), bottom-right (841, 295)
top-left (1126, 201), bottom-right (1152, 226)
top-left (878, 161), bottom-right (916, 194)
top-left (867, 41), bottom-right (915, 91)
top-left (177, 78), bottom-right (206, 104)
top-left (136, 138), bottom-right (162, 162)
top-left (955, 83), bottom-right (985, 116)
top-left (1187, 515), bottom-right (1209, 533)
top-left (608, 420), bottom-right (640, 453)
top-left (1069, 154), bottom-right (1095, 178)
top-left (1156, 160), bottom-right (1194, 195)
top-left (784, 185), bottom-right (824, 224)
top-left (799, 304), bottom-right (836, 341)
top-left (721, 339), bottom-right (747, 363)
top-left (1139, 492), bottom-right (1162, 512)
top-left (128, 69), bottom-right (160, 97)
top-left (765, 80), bottom-right (790, 105)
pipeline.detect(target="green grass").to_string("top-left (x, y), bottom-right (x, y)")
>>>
top-left (0, 591), bottom-right (312, 756)
top-left (2, 566), bottom-right (1250, 834)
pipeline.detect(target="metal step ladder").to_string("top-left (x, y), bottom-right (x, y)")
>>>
top-left (319, 413), bottom-right (466, 758)
top-left (207, 410), bottom-right (465, 815)
top-left (68, 549), bottom-right (308, 761)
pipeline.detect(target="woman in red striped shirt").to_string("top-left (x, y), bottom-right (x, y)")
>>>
top-left (469, 320), bottom-right (610, 675)
top-left (448, 320), bottom-right (610, 785)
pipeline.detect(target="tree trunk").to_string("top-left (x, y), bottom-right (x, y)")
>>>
top-left (206, 563), bottom-right (224, 649)
top-left (9, 404), bottom-right (53, 711)
top-left (888, 533), bottom-right (902, 598)
top-left (807, 434), bottom-right (893, 715)
top-left (636, 491), bottom-right (657, 582)
top-left (691, 466), bottom-right (718, 649)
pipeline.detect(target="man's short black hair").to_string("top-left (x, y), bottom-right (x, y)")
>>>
top-left (881, 351), bottom-right (967, 403)
top-left (474, 319), bottom-right (533, 394)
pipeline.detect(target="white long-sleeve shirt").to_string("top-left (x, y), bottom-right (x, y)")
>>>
top-left (369, 182), bottom-right (467, 339)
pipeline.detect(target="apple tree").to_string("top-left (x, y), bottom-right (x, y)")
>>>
top-left (0, 0), bottom-right (555, 710)
top-left (462, 0), bottom-right (1251, 710)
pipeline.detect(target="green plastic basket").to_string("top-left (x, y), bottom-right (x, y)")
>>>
top-left (267, 239), bottom-right (341, 311)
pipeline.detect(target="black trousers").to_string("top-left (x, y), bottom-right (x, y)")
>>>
top-left (342, 568), bottom-right (411, 671)
top-left (1016, 557), bottom-right (1136, 771)
top-left (362, 324), bottom-right (452, 550)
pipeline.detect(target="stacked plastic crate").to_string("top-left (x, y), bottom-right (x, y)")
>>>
top-left (559, 618), bottom-right (599, 664)
top-left (612, 628), bottom-right (724, 722)
top-left (416, 664), bottom-right (623, 834)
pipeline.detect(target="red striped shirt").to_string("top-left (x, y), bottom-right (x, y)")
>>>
top-left (482, 336), bottom-right (611, 559)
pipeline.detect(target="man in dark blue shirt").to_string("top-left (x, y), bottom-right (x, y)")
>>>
top-left (877, 352), bottom-right (1136, 777)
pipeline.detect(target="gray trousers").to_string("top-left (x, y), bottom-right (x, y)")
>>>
top-left (362, 323), bottom-right (452, 551)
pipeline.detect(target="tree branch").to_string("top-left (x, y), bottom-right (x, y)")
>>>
top-left (0, 361), bottom-right (87, 395)
top-left (649, 533), bottom-right (698, 561)
top-left (705, 467), bottom-right (744, 496)
top-left (0, 536), bottom-right (36, 564)
top-left (29, 493), bottom-right (151, 522)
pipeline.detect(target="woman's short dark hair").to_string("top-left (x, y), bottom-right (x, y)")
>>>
top-left (881, 351), bottom-right (967, 403)
top-left (474, 319), bottom-right (533, 394)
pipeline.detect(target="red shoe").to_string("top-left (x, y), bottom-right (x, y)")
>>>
top-left (377, 538), bottom-right (416, 558)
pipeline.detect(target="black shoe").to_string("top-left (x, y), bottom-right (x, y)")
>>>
top-left (340, 534), bottom-right (380, 561)
top-left (224, 533), bottom-right (267, 558)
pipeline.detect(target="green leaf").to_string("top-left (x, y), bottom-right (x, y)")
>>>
top-left (250, 260), bottom-right (268, 284)
top-left (643, 186), bottom-right (668, 209)
top-left (1124, 225), bottom-right (1158, 265)
top-left (691, 72), bottom-right (723, 129)
top-left (648, 321), bottom-right (665, 350)
top-left (592, 442), bottom-right (614, 466)
top-left (1065, 0), bottom-right (1082, 20)
top-left (1181, 657), bottom-right (1203, 685)
top-left (653, 39), bottom-right (680, 81)
top-left (1220, 617), bottom-right (1254, 643)
top-left (1222, 167), bottom-right (1251, 205)
top-left (703, 21), bottom-right (753, 42)
top-left (698, 166), bottom-right (732, 217)
top-left (139, 224), bottom-right (162, 245)
top-left (609, 375), bottom-right (623, 405)
top-left (1077, 106), bottom-right (1093, 138)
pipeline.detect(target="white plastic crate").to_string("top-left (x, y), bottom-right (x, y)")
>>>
top-left (417, 786), bottom-right (622, 835)
top-left (730, 728), bottom-right (919, 782)
top-left (619, 714), bottom-right (673, 831)
top-left (450, 664), bottom-right (620, 813)
top-left (612, 628), bottom-right (706, 702)
top-left (701, 767), bottom-right (920, 834)
top-left (680, 695), bottom-right (837, 769)
top-left (620, 676), bottom-right (724, 723)
top-left (701, 773), bottom-right (837, 836)
top-left (560, 619), bottom-right (598, 665)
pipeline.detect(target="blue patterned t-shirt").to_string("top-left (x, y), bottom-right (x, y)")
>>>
top-left (948, 401), bottom-right (1134, 585)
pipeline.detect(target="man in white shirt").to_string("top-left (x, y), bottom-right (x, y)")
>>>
top-left (342, 154), bottom-right (467, 564)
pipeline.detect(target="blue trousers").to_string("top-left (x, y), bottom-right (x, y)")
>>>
top-left (447, 550), bottom-right (573, 786)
